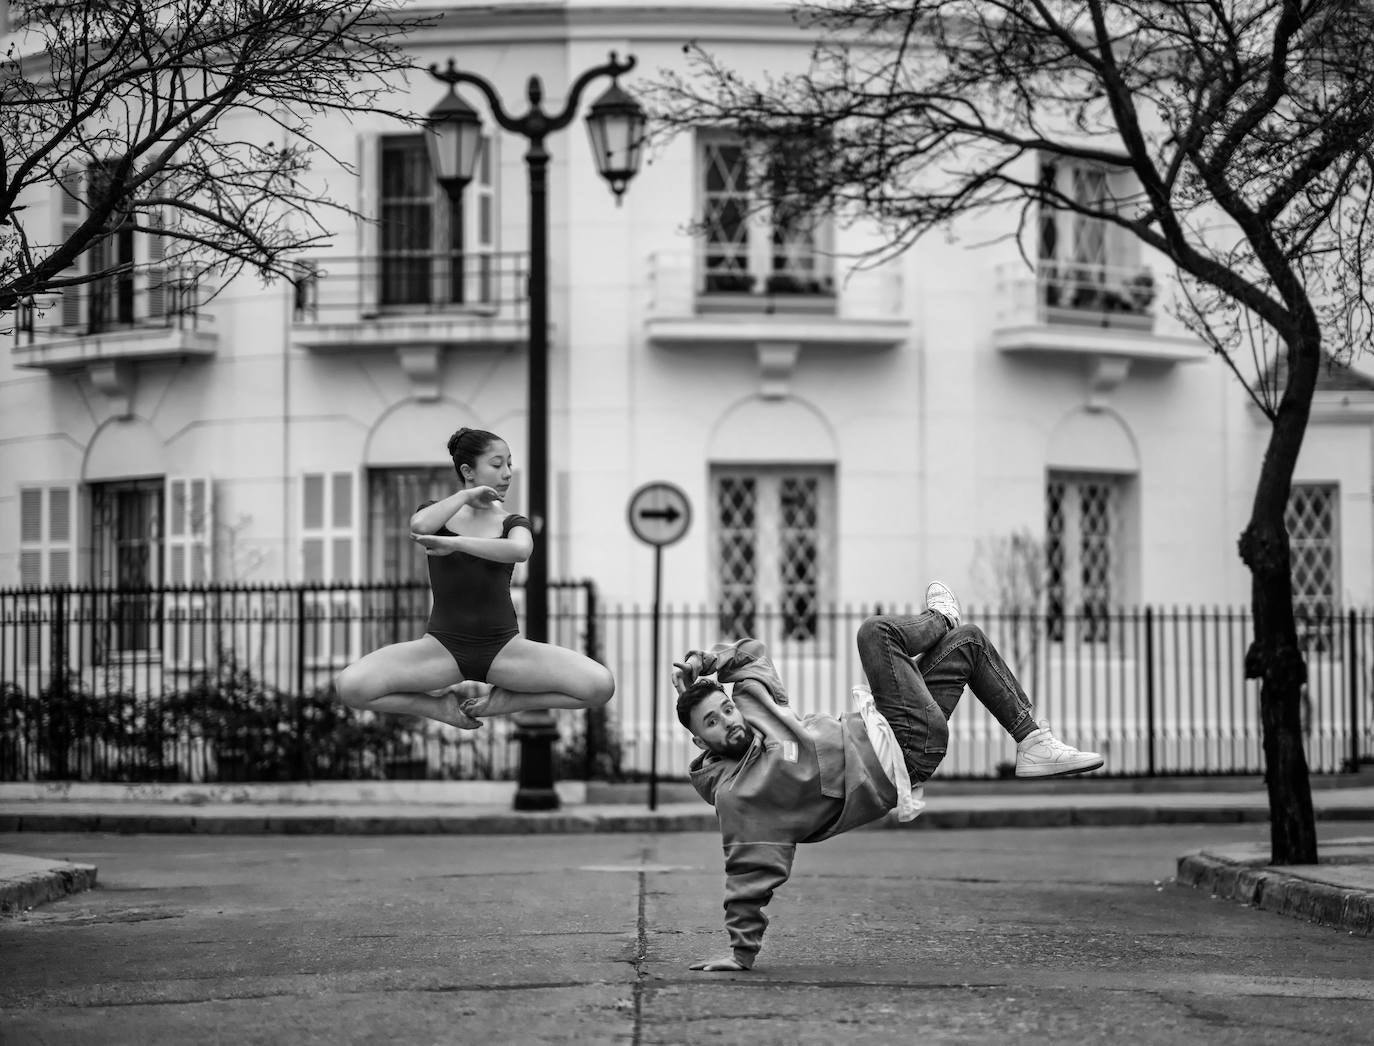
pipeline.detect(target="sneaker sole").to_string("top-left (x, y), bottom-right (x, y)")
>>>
top-left (1015, 757), bottom-right (1104, 779)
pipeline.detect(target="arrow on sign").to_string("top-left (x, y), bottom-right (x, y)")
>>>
top-left (638, 505), bottom-right (682, 523)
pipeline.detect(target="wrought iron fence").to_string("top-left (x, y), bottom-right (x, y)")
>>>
top-left (0, 582), bottom-right (600, 784)
top-left (1, 584), bottom-right (1370, 784)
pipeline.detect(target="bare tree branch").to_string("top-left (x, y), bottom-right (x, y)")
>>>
top-left (0, 0), bottom-right (434, 313)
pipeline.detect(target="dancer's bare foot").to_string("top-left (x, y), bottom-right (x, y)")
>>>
top-left (438, 689), bottom-right (483, 730)
top-left (458, 682), bottom-right (496, 718)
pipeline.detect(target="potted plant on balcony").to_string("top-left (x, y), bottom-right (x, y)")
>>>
top-left (764, 272), bottom-right (835, 296)
top-left (1123, 268), bottom-right (1156, 313)
top-left (703, 270), bottom-right (755, 294)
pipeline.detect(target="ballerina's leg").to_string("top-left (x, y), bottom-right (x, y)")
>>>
top-left (336, 636), bottom-right (482, 730)
top-left (462, 637), bottom-right (615, 718)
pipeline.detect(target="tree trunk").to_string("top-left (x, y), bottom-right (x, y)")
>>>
top-left (1239, 344), bottom-right (1319, 866)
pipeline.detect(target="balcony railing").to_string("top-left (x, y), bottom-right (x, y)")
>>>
top-left (699, 243), bottom-right (835, 302)
top-left (998, 260), bottom-right (1157, 331)
top-left (13, 269), bottom-right (209, 345)
top-left (292, 251), bottom-right (528, 323)
top-left (648, 247), bottom-right (903, 321)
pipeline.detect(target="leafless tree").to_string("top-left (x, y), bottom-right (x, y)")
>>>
top-left (0, 0), bottom-right (431, 315)
top-left (972, 528), bottom-right (1046, 681)
top-left (655, 0), bottom-right (1374, 863)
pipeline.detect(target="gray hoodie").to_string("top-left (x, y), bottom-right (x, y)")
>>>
top-left (685, 637), bottom-right (897, 967)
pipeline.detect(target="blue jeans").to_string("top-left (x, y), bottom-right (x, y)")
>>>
top-left (856, 613), bottom-right (1037, 784)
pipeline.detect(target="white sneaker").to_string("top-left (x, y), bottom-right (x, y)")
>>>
top-left (1015, 720), bottom-right (1103, 778)
top-left (924, 581), bottom-right (960, 628)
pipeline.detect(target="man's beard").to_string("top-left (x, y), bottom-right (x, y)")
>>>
top-left (713, 726), bottom-right (752, 759)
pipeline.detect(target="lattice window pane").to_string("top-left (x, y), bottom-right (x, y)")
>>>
top-left (716, 476), bottom-right (757, 638)
top-left (1079, 480), bottom-right (1115, 642)
top-left (779, 477), bottom-right (819, 640)
top-left (1046, 471), bottom-right (1124, 644)
top-left (701, 140), bottom-right (751, 290)
top-left (714, 468), bottom-right (832, 646)
top-left (1037, 161), bottom-right (1059, 262)
top-left (1071, 167), bottom-right (1108, 271)
top-left (1045, 479), bottom-right (1066, 641)
top-left (1287, 483), bottom-right (1338, 651)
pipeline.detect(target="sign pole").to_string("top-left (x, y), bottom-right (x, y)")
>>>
top-left (626, 481), bottom-right (692, 813)
top-left (649, 542), bottom-right (663, 811)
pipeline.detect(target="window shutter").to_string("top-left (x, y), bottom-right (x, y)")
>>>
top-left (19, 488), bottom-right (42, 588)
top-left (357, 133), bottom-right (380, 317)
top-left (18, 485), bottom-right (76, 587)
top-left (18, 485), bottom-right (77, 667)
top-left (301, 471), bottom-right (355, 582)
top-left (47, 486), bottom-right (74, 585)
top-left (165, 476), bottom-right (213, 584)
top-left (301, 470), bottom-right (358, 667)
top-left (164, 477), bottom-right (212, 669)
top-left (468, 133), bottom-right (496, 304)
top-left (143, 214), bottom-right (167, 321)
top-left (18, 490), bottom-right (41, 664)
top-left (54, 168), bottom-right (86, 327)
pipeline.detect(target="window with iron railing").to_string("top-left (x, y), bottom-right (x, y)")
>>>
top-left (377, 133), bottom-right (494, 310)
top-left (44, 161), bottom-right (182, 337)
top-left (697, 130), bottom-right (834, 303)
top-left (1036, 159), bottom-right (1153, 326)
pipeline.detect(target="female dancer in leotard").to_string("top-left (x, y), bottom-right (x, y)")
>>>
top-left (335, 427), bottom-right (615, 729)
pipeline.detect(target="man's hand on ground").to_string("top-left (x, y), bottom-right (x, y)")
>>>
top-left (689, 956), bottom-right (748, 972)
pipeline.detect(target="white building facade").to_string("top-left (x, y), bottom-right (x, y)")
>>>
top-left (3, 1), bottom-right (1372, 777)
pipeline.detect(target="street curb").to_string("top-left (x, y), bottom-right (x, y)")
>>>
top-left (0, 809), bottom-right (723, 836)
top-left (0, 857), bottom-right (98, 914)
top-left (1176, 852), bottom-right (1374, 937)
top-left (1, 802), bottom-right (1368, 836)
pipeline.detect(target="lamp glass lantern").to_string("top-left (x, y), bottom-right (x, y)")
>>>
top-left (426, 87), bottom-right (485, 201)
top-left (584, 81), bottom-right (647, 200)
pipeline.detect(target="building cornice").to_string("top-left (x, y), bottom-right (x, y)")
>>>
top-left (410, 0), bottom-right (814, 46)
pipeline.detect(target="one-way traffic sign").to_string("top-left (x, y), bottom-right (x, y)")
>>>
top-left (627, 482), bottom-right (691, 547)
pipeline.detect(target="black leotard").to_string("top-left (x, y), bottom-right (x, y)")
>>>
top-left (422, 510), bottom-right (532, 682)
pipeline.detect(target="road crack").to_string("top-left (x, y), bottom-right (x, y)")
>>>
top-left (631, 846), bottom-right (651, 1046)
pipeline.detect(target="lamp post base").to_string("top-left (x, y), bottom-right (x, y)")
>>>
top-left (512, 709), bottom-right (561, 811)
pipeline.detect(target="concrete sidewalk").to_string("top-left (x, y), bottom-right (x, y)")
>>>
top-left (5, 781), bottom-right (1374, 836)
top-left (1178, 837), bottom-right (1374, 938)
top-left (0, 852), bottom-right (98, 914)
top-left (3, 782), bottom-right (1372, 936)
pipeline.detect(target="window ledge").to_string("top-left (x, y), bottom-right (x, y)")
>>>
top-left (13, 325), bottom-right (219, 370)
top-left (291, 312), bottom-right (523, 351)
top-left (646, 315), bottom-right (908, 353)
top-left (993, 321), bottom-right (1207, 364)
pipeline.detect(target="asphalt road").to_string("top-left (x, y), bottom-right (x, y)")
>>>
top-left (1, 824), bottom-right (1372, 1045)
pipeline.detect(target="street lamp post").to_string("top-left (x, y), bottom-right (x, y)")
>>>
top-left (426, 53), bottom-right (646, 810)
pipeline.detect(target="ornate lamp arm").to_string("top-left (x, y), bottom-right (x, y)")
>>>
top-left (546, 52), bottom-right (638, 131)
top-left (428, 52), bottom-right (637, 140)
top-left (427, 62), bottom-right (526, 135)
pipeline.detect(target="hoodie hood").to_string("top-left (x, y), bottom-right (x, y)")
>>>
top-left (688, 747), bottom-right (730, 804)
top-left (688, 730), bottom-right (761, 805)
